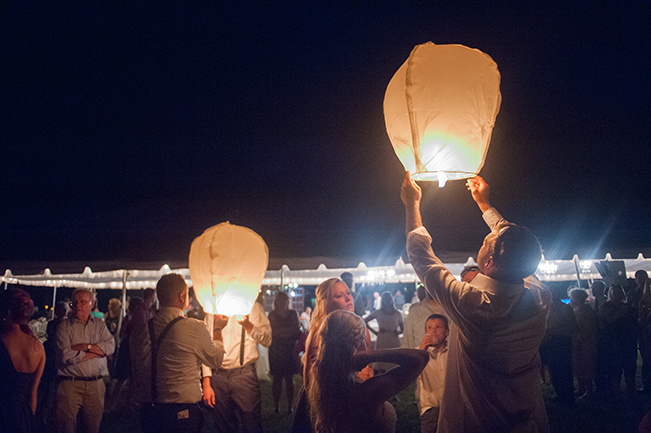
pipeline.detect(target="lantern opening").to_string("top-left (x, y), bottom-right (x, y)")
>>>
top-left (437, 171), bottom-right (448, 188)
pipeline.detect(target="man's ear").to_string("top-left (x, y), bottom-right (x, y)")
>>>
top-left (483, 256), bottom-right (498, 278)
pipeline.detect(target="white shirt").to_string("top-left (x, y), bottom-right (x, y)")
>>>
top-left (407, 208), bottom-right (550, 433)
top-left (130, 307), bottom-right (224, 404)
top-left (56, 315), bottom-right (115, 378)
top-left (417, 344), bottom-right (448, 415)
top-left (202, 302), bottom-right (271, 375)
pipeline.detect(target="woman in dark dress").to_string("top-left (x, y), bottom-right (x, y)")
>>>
top-left (268, 291), bottom-right (301, 414)
top-left (0, 288), bottom-right (46, 433)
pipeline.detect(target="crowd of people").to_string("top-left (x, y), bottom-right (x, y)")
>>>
top-left (1, 172), bottom-right (651, 432)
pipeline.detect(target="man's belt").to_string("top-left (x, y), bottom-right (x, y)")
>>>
top-left (58, 375), bottom-right (103, 382)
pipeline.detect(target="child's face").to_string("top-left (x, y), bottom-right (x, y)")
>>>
top-left (425, 318), bottom-right (449, 345)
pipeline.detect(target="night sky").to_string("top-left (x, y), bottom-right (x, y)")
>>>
top-left (2, 2), bottom-right (650, 274)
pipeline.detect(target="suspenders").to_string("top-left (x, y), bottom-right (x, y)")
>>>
top-left (148, 316), bottom-right (184, 403)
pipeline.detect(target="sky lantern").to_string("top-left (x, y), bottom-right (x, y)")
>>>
top-left (189, 222), bottom-right (268, 316)
top-left (384, 42), bottom-right (502, 187)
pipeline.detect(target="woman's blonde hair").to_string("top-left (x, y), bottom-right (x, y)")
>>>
top-left (307, 310), bottom-right (367, 433)
top-left (108, 298), bottom-right (122, 318)
top-left (309, 278), bottom-right (344, 341)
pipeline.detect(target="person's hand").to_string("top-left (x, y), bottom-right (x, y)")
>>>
top-left (213, 314), bottom-right (229, 331)
top-left (419, 333), bottom-right (440, 350)
top-left (202, 378), bottom-right (215, 407)
top-left (401, 171), bottom-right (422, 207)
top-left (466, 176), bottom-right (491, 213)
top-left (238, 315), bottom-right (254, 333)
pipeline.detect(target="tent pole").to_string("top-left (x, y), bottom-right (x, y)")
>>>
top-left (51, 286), bottom-right (58, 320)
top-left (280, 266), bottom-right (284, 291)
top-left (115, 270), bottom-right (129, 348)
top-left (572, 255), bottom-right (582, 289)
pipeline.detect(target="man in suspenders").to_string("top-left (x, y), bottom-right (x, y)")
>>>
top-left (131, 273), bottom-right (229, 433)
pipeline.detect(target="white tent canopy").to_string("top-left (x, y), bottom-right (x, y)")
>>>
top-left (3, 254), bottom-right (650, 290)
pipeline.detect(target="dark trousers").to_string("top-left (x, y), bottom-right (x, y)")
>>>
top-left (140, 402), bottom-right (204, 433)
top-left (420, 407), bottom-right (440, 433)
top-left (540, 335), bottom-right (574, 405)
top-left (211, 363), bottom-right (262, 433)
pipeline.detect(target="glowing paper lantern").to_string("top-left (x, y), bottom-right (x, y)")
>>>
top-left (189, 222), bottom-right (268, 316)
top-left (384, 42), bottom-right (502, 186)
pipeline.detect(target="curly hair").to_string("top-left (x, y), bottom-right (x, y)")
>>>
top-left (0, 288), bottom-right (35, 335)
top-left (307, 310), bottom-right (367, 433)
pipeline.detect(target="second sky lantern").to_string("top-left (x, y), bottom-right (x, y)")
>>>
top-left (384, 42), bottom-right (502, 187)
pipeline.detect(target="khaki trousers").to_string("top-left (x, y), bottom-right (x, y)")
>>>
top-left (56, 379), bottom-right (105, 433)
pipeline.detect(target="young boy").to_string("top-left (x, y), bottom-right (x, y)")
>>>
top-left (417, 314), bottom-right (450, 433)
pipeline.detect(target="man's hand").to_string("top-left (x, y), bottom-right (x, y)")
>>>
top-left (401, 171), bottom-right (422, 207)
top-left (402, 171), bottom-right (424, 235)
top-left (213, 314), bottom-right (229, 331)
top-left (238, 315), bottom-right (254, 334)
top-left (202, 377), bottom-right (215, 407)
top-left (466, 176), bottom-right (491, 213)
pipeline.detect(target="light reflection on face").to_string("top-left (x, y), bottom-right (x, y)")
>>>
top-left (330, 282), bottom-right (354, 312)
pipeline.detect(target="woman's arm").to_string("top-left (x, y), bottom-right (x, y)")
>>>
top-left (363, 312), bottom-right (379, 335)
top-left (352, 348), bottom-right (428, 409)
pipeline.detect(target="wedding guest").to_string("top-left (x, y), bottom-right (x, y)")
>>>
top-left (268, 292), bottom-right (301, 414)
top-left (0, 288), bottom-right (46, 433)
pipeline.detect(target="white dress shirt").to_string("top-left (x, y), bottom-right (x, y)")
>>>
top-left (417, 344), bottom-right (448, 415)
top-left (202, 301), bottom-right (271, 376)
top-left (407, 208), bottom-right (550, 433)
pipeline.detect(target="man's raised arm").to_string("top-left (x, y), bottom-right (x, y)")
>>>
top-left (401, 171), bottom-right (424, 236)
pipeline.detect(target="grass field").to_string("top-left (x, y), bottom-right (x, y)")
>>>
top-left (99, 372), bottom-right (650, 432)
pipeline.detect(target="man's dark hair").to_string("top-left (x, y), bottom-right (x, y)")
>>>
top-left (340, 272), bottom-right (353, 289)
top-left (493, 225), bottom-right (542, 280)
top-left (156, 273), bottom-right (187, 305)
top-left (143, 288), bottom-right (156, 303)
top-left (425, 313), bottom-right (449, 330)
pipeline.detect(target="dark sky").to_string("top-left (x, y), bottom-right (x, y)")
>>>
top-left (2, 2), bottom-right (650, 273)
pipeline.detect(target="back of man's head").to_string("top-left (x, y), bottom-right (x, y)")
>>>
top-left (340, 272), bottom-right (354, 289)
top-left (156, 274), bottom-right (187, 306)
top-left (591, 281), bottom-right (606, 297)
top-left (493, 225), bottom-right (542, 281)
top-left (143, 288), bottom-right (156, 304)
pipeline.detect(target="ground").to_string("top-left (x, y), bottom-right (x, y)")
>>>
top-left (98, 373), bottom-right (650, 433)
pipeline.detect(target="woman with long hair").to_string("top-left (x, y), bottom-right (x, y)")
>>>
top-left (0, 288), bottom-right (46, 433)
top-left (364, 291), bottom-right (404, 373)
top-left (292, 278), bottom-right (373, 431)
top-left (268, 291), bottom-right (301, 414)
top-left (307, 310), bottom-right (427, 433)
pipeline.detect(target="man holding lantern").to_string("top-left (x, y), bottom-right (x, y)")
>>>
top-left (401, 172), bottom-right (550, 433)
top-left (201, 298), bottom-right (271, 433)
top-left (132, 273), bottom-right (229, 433)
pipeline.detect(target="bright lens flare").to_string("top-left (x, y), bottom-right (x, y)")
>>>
top-left (438, 171), bottom-right (448, 188)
